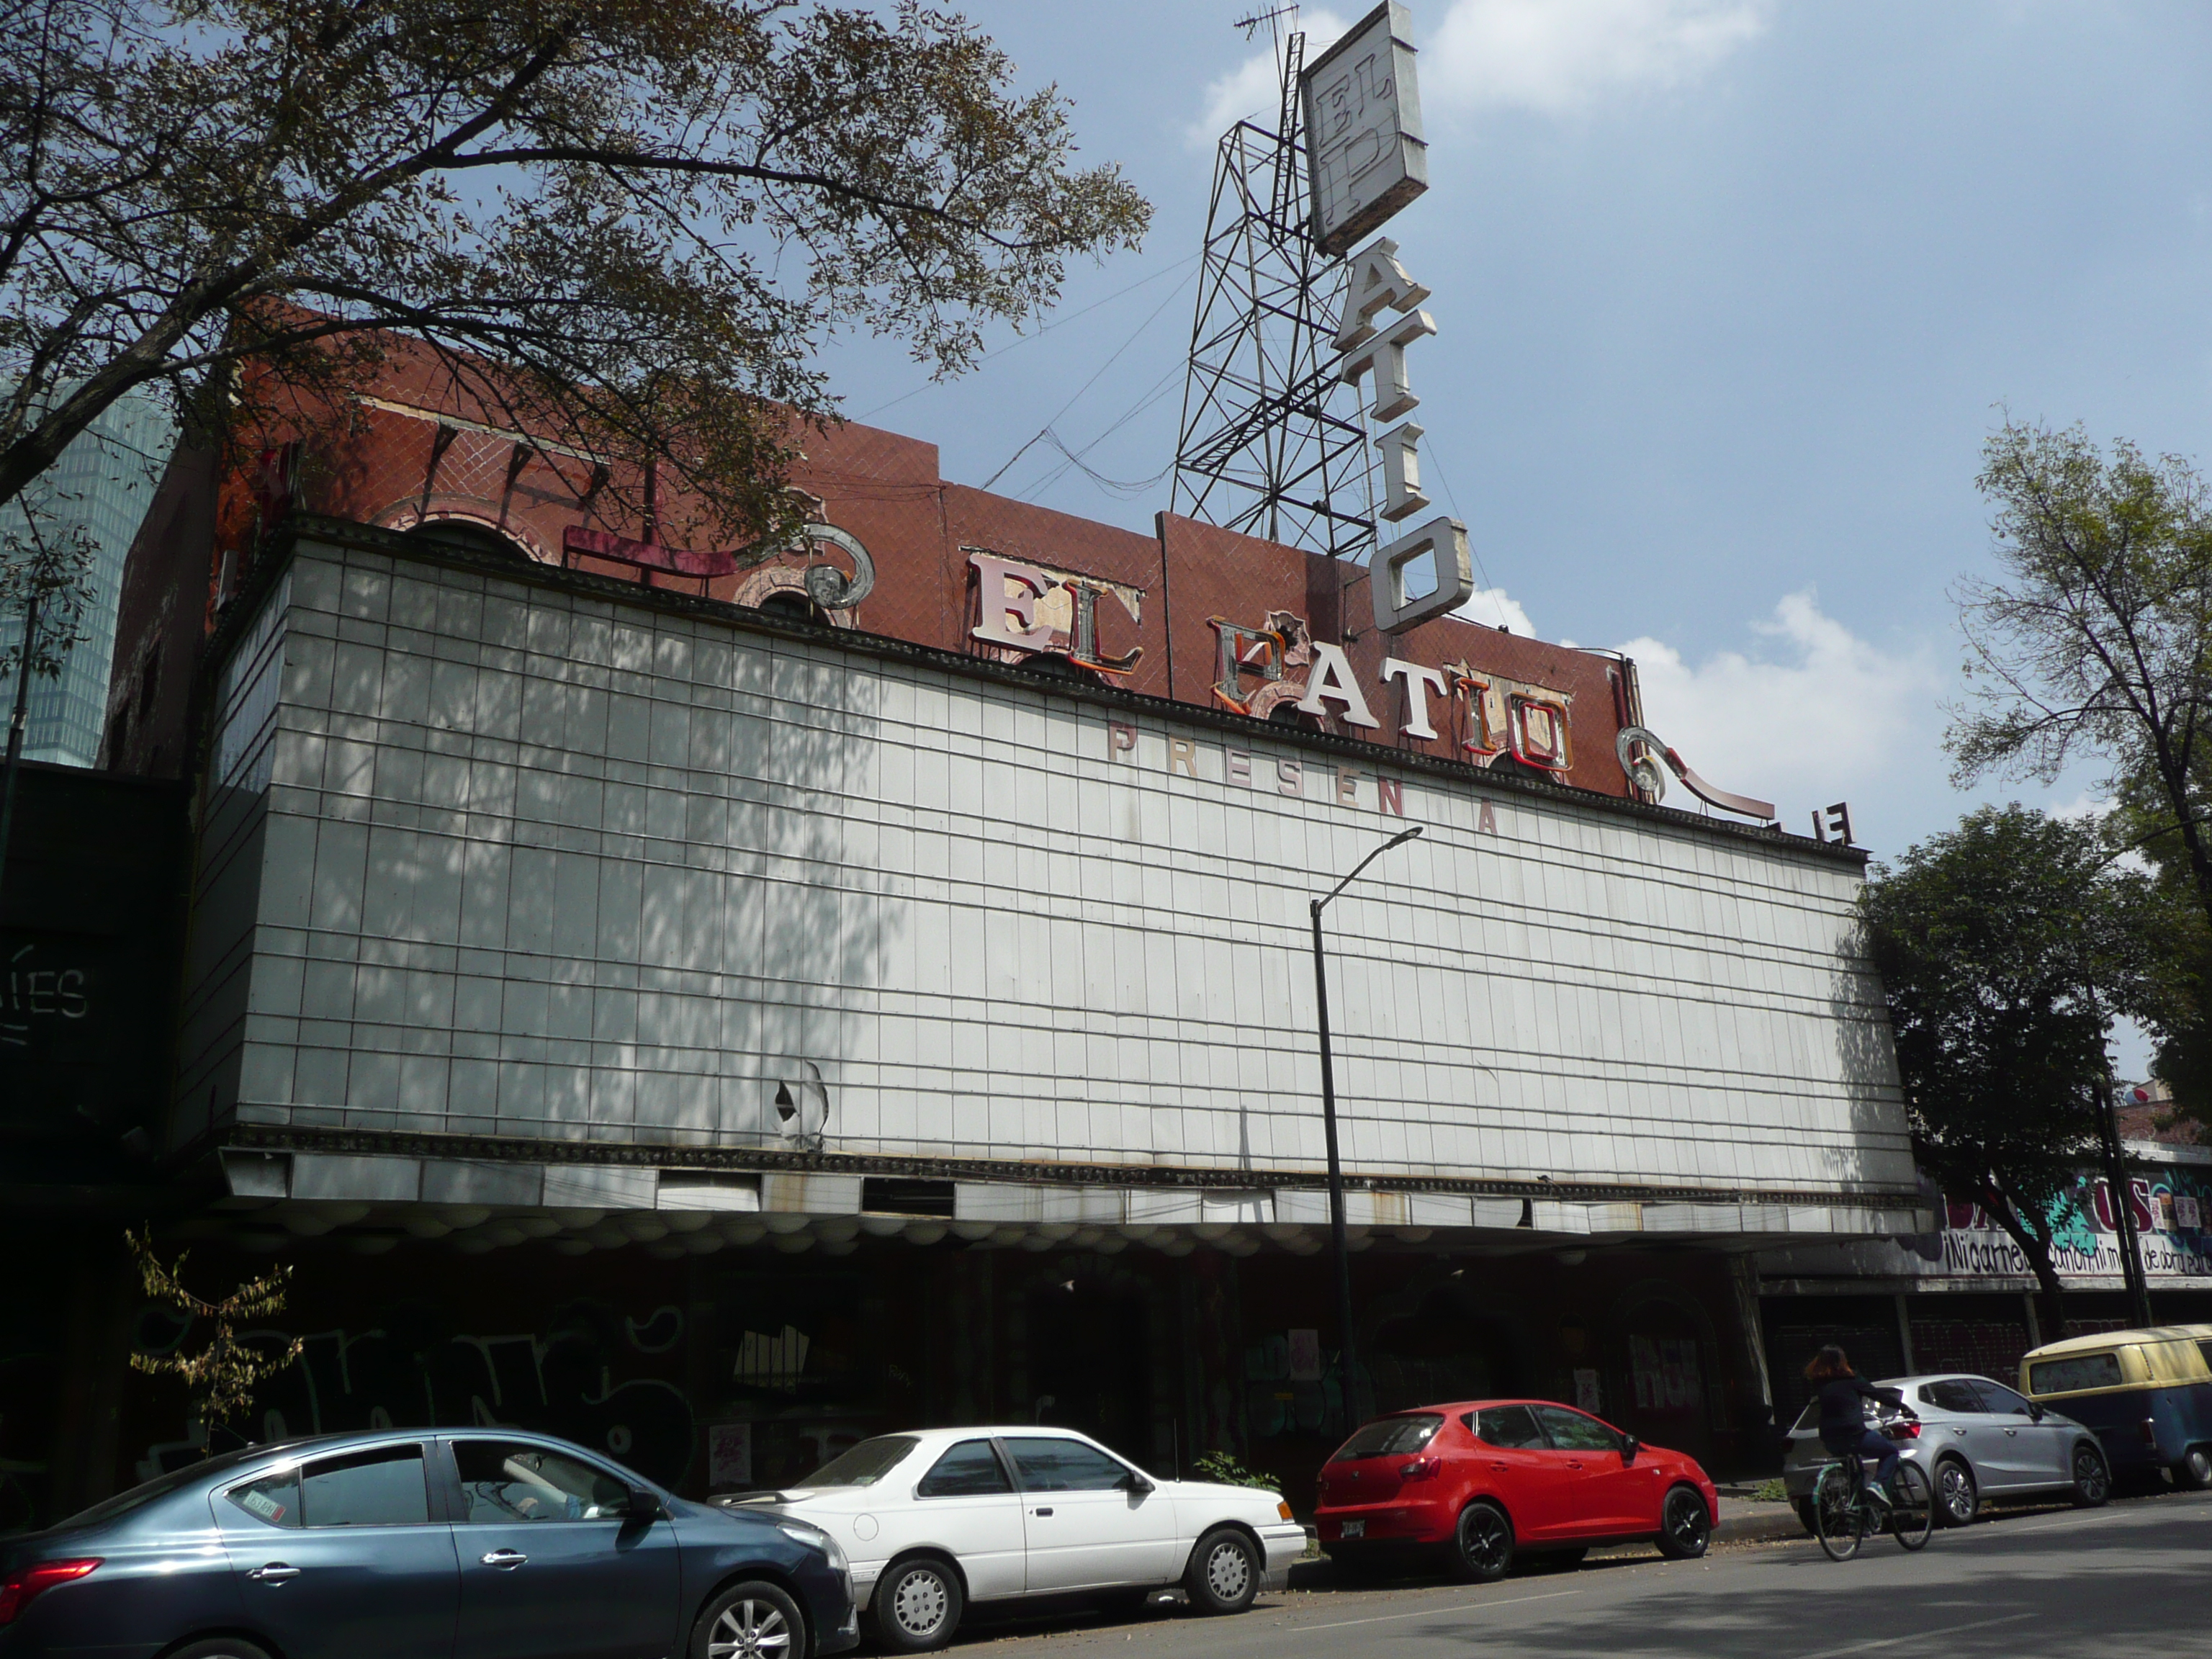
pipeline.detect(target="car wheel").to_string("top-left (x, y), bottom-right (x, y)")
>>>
top-left (871, 1557), bottom-right (964, 1653)
top-left (2072, 1443), bottom-right (2111, 1508)
top-left (1184, 1526), bottom-right (1259, 1615)
top-left (695, 1581), bottom-right (806, 1659)
top-left (2177, 1447), bottom-right (2212, 1491)
top-left (168, 1642), bottom-right (275, 1659)
top-left (1655, 1485), bottom-right (1711, 1560)
top-left (1794, 1497), bottom-right (1819, 1537)
top-left (1447, 1500), bottom-right (1514, 1583)
top-left (1933, 1457), bottom-right (1977, 1527)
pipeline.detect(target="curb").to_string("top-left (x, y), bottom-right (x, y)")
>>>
top-left (1713, 1507), bottom-right (1808, 1545)
top-left (1283, 1503), bottom-right (1808, 1583)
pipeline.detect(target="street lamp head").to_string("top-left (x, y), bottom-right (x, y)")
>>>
top-left (1385, 825), bottom-right (1424, 850)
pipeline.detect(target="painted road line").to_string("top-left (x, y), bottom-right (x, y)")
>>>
top-left (1285, 1588), bottom-right (1581, 1634)
top-left (1797, 1612), bottom-right (2035, 1659)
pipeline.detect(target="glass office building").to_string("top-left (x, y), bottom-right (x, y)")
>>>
top-left (0, 391), bottom-right (174, 766)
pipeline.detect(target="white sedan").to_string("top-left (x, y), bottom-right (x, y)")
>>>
top-left (724, 1428), bottom-right (1306, 1651)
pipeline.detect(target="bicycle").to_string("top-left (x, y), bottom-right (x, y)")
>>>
top-left (1811, 1416), bottom-right (1933, 1560)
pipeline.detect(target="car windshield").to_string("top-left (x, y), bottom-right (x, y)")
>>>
top-left (1329, 1414), bottom-right (1443, 1462)
top-left (796, 1437), bottom-right (920, 1488)
top-left (55, 1445), bottom-right (274, 1532)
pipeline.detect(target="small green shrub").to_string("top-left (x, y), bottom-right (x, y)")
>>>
top-left (1192, 1450), bottom-right (1274, 1490)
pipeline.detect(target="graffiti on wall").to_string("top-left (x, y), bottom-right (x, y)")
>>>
top-left (132, 1300), bottom-right (694, 1488)
top-left (1937, 1169), bottom-right (2212, 1282)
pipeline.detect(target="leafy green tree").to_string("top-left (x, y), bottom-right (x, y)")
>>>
top-left (1860, 806), bottom-right (2163, 1331)
top-left (0, 0), bottom-right (1151, 547)
top-left (1951, 419), bottom-right (2212, 1118)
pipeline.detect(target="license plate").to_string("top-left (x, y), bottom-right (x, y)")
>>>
top-left (1341, 1520), bottom-right (1365, 1539)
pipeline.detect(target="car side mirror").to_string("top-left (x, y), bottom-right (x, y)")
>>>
top-left (625, 1486), bottom-right (662, 1521)
top-left (1621, 1436), bottom-right (1640, 1464)
top-left (2028, 1403), bottom-right (2045, 1422)
top-left (1119, 1472), bottom-right (1155, 1494)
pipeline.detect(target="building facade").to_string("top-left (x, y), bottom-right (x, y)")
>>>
top-left (1758, 1109), bottom-right (2212, 1421)
top-left (8, 352), bottom-right (1927, 1530)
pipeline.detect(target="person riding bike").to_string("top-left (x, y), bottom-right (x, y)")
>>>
top-left (1804, 1344), bottom-right (1912, 1506)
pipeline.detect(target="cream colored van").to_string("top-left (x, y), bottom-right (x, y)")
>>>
top-left (2019, 1325), bottom-right (2212, 1488)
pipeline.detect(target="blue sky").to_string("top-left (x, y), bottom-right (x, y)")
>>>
top-left (817, 0), bottom-right (2212, 984)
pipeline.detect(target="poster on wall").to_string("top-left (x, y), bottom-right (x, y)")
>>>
top-left (708, 1423), bottom-right (752, 1490)
top-left (1573, 1369), bottom-right (1602, 1414)
top-left (1628, 1337), bottom-right (1703, 1412)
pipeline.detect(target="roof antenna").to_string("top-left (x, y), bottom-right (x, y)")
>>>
top-left (1232, 4), bottom-right (1300, 44)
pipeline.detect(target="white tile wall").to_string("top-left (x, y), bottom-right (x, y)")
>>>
top-left (179, 536), bottom-right (1917, 1200)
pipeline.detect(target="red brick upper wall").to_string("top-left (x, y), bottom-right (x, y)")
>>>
top-left (194, 341), bottom-right (1644, 801)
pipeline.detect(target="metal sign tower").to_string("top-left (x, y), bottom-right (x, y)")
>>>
top-left (1170, 14), bottom-right (1374, 559)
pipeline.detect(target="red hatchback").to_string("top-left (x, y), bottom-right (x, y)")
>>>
top-left (1313, 1400), bottom-right (1719, 1581)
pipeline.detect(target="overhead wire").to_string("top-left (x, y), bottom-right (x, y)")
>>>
top-left (1419, 434), bottom-right (1509, 621)
top-left (979, 267), bottom-right (1199, 493)
top-left (853, 253), bottom-right (1203, 423)
top-left (1014, 359), bottom-right (1190, 500)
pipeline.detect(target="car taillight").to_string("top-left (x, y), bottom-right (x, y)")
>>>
top-left (2141, 1419), bottom-right (2160, 1447)
top-left (1398, 1457), bottom-right (1442, 1480)
top-left (0, 1559), bottom-right (101, 1626)
top-left (1277, 1501), bottom-right (1295, 1521)
top-left (1884, 1421), bottom-right (1921, 1441)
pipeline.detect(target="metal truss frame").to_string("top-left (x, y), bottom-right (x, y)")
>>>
top-left (1171, 31), bottom-right (1375, 561)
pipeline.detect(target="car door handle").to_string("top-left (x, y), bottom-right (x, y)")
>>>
top-left (2004, 1429), bottom-right (2019, 1437)
top-left (1566, 1461), bottom-right (1584, 1470)
top-left (1951, 1427), bottom-right (1967, 1436)
top-left (1490, 1462), bottom-right (1510, 1471)
top-left (480, 1550), bottom-right (529, 1568)
top-left (248, 1563), bottom-right (300, 1583)
top-left (1033, 1508), bottom-right (1053, 1517)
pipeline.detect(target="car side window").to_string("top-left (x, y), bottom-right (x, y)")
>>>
top-left (227, 1469), bottom-right (303, 1529)
top-left (1923, 1380), bottom-right (1987, 1414)
top-left (1533, 1406), bottom-right (1618, 1452)
top-left (1002, 1437), bottom-right (1132, 1492)
top-left (1972, 1380), bottom-right (2034, 1416)
top-left (298, 1447), bottom-right (431, 1527)
top-left (454, 1441), bottom-right (631, 1523)
top-left (1471, 1406), bottom-right (1547, 1449)
top-left (917, 1440), bottom-right (1013, 1498)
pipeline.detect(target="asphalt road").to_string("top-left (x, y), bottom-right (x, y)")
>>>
top-left (940, 1490), bottom-right (2212, 1659)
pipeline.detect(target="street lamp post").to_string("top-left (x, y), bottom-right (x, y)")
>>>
top-left (1309, 823), bottom-right (1423, 1428)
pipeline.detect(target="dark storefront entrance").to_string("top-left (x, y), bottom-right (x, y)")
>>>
top-left (3, 1219), bottom-right (1791, 1534)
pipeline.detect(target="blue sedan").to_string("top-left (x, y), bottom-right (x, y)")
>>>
top-left (0, 1428), bottom-right (859, 1659)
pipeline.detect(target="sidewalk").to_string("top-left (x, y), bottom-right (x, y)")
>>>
top-left (1712, 1490), bottom-right (1807, 1545)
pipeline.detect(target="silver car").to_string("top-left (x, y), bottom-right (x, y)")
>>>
top-left (1781, 1372), bottom-right (2110, 1529)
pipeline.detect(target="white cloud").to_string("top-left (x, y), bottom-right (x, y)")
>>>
top-left (1190, 11), bottom-right (1352, 148)
top-left (1618, 591), bottom-right (1938, 829)
top-left (1454, 585), bottom-right (1534, 636)
top-left (1193, 0), bottom-right (1768, 143)
top-left (1428, 0), bottom-right (1771, 116)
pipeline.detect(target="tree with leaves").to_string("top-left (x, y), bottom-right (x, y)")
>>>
top-left (0, 0), bottom-right (1151, 552)
top-left (1951, 420), bottom-right (2212, 1115)
top-left (126, 1229), bottom-right (303, 1438)
top-left (1860, 806), bottom-right (2167, 1332)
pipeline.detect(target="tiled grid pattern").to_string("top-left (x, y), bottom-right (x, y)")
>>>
top-left (179, 536), bottom-right (1915, 1195)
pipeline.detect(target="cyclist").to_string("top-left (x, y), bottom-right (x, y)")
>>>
top-left (1804, 1344), bottom-right (1912, 1506)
